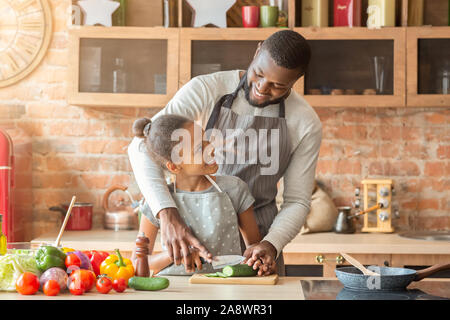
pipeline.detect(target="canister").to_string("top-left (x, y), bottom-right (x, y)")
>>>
top-left (334, 0), bottom-right (362, 27)
top-left (367, 0), bottom-right (396, 28)
top-left (302, 0), bottom-right (328, 27)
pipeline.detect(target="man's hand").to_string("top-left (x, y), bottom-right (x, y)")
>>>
top-left (243, 240), bottom-right (277, 276)
top-left (159, 207), bottom-right (212, 271)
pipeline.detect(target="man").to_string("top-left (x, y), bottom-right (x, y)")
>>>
top-left (128, 30), bottom-right (322, 275)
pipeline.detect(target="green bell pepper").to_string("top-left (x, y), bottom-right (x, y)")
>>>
top-left (35, 246), bottom-right (67, 272)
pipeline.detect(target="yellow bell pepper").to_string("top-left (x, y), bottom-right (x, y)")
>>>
top-left (62, 247), bottom-right (75, 254)
top-left (100, 249), bottom-right (134, 282)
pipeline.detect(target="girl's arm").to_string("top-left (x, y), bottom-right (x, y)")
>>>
top-left (238, 205), bottom-right (262, 247)
top-left (132, 215), bottom-right (173, 275)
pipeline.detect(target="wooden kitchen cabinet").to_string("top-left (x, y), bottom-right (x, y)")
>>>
top-left (406, 27), bottom-right (450, 107)
top-left (178, 28), bottom-right (281, 88)
top-left (67, 27), bottom-right (179, 108)
top-left (292, 27), bottom-right (406, 107)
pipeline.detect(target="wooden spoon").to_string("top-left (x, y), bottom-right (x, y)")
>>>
top-left (54, 196), bottom-right (76, 248)
top-left (340, 252), bottom-right (380, 276)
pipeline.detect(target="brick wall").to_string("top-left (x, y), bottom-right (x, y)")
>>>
top-left (0, 1), bottom-right (448, 241)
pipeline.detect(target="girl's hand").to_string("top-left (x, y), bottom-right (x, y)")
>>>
top-left (243, 240), bottom-right (277, 275)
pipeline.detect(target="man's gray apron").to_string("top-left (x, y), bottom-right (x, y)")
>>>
top-left (155, 175), bottom-right (243, 276)
top-left (205, 72), bottom-right (292, 276)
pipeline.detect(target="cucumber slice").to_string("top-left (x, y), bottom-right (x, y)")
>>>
top-left (205, 272), bottom-right (227, 278)
top-left (222, 264), bottom-right (257, 277)
top-left (128, 276), bottom-right (170, 291)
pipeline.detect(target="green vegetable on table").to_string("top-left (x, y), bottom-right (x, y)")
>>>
top-left (205, 264), bottom-right (258, 278)
top-left (128, 276), bottom-right (170, 291)
top-left (0, 254), bottom-right (40, 291)
top-left (35, 246), bottom-right (66, 273)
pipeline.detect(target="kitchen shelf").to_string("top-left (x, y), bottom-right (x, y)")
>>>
top-left (406, 27), bottom-right (450, 107)
top-left (67, 26), bottom-right (179, 108)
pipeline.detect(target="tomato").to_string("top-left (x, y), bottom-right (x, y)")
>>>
top-left (43, 280), bottom-right (60, 296)
top-left (112, 278), bottom-right (127, 293)
top-left (15, 272), bottom-right (39, 295)
top-left (68, 277), bottom-right (85, 295)
top-left (65, 253), bottom-right (81, 269)
top-left (70, 269), bottom-right (96, 292)
top-left (96, 276), bottom-right (112, 294)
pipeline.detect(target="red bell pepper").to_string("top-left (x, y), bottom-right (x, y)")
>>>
top-left (82, 250), bottom-right (109, 276)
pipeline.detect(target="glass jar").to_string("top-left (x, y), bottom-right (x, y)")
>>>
top-left (437, 68), bottom-right (450, 94)
top-left (112, 58), bottom-right (127, 93)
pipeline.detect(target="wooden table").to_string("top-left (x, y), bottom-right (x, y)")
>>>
top-left (0, 276), bottom-right (304, 300)
top-left (31, 230), bottom-right (450, 277)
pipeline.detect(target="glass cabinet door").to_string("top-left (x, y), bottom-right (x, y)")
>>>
top-left (179, 28), bottom-right (280, 87)
top-left (191, 40), bottom-right (259, 78)
top-left (293, 27), bottom-right (405, 107)
top-left (305, 39), bottom-right (394, 96)
top-left (418, 39), bottom-right (450, 95)
top-left (79, 38), bottom-right (168, 94)
top-left (407, 27), bottom-right (450, 107)
top-left (68, 27), bottom-right (179, 107)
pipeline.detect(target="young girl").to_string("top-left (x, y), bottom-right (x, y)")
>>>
top-left (131, 114), bottom-right (266, 275)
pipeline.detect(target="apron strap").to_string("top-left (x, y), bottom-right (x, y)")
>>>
top-left (173, 175), bottom-right (222, 193)
top-left (206, 71), bottom-right (287, 129)
top-left (205, 72), bottom-right (247, 131)
top-left (204, 175), bottom-right (223, 192)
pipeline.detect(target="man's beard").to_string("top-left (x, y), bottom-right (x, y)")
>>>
top-left (243, 79), bottom-right (285, 108)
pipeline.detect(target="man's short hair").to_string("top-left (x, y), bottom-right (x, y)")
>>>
top-left (261, 30), bottom-right (311, 77)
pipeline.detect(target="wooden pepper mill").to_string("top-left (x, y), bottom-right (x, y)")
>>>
top-left (135, 232), bottom-right (150, 277)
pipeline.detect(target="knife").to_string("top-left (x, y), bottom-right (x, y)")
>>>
top-left (201, 255), bottom-right (246, 270)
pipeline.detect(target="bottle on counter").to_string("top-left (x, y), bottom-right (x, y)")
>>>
top-left (302, 0), bottom-right (329, 27)
top-left (367, 0), bottom-right (396, 28)
top-left (334, 0), bottom-right (362, 27)
top-left (0, 214), bottom-right (7, 255)
top-left (135, 232), bottom-right (150, 277)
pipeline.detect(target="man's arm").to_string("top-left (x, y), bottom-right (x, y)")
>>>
top-left (263, 123), bottom-right (323, 257)
top-left (128, 76), bottom-right (215, 266)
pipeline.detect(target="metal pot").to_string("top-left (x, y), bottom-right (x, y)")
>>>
top-left (334, 207), bottom-right (356, 234)
top-left (103, 185), bottom-right (138, 231)
top-left (49, 203), bottom-right (93, 231)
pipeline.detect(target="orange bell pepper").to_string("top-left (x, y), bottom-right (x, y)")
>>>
top-left (100, 249), bottom-right (134, 282)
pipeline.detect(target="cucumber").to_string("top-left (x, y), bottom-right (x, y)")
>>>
top-left (128, 276), bottom-right (170, 291)
top-left (205, 272), bottom-right (227, 278)
top-left (222, 264), bottom-right (257, 277)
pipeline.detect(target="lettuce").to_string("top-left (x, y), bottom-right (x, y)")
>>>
top-left (0, 254), bottom-right (40, 291)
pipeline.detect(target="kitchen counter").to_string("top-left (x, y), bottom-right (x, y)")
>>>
top-left (31, 230), bottom-right (450, 277)
top-left (0, 276), bottom-right (304, 300)
top-left (31, 229), bottom-right (450, 255)
top-left (1, 277), bottom-right (449, 300)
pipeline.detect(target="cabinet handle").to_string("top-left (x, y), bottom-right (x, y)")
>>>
top-left (316, 254), bottom-right (344, 264)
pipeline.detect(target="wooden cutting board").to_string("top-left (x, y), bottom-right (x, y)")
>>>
top-left (189, 274), bottom-right (279, 285)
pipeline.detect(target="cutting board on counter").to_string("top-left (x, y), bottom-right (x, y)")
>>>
top-left (189, 274), bottom-right (279, 285)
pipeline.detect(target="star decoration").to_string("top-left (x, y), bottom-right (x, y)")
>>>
top-left (77, 0), bottom-right (120, 27)
top-left (186, 0), bottom-right (236, 28)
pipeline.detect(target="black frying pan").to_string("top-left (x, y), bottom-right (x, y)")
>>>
top-left (335, 263), bottom-right (450, 291)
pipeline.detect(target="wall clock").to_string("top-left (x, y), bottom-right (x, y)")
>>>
top-left (0, 0), bottom-right (52, 88)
